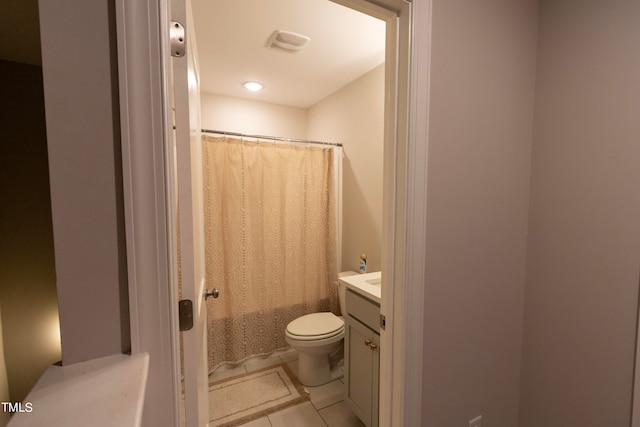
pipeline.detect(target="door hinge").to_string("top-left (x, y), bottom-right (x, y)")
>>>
top-left (170, 21), bottom-right (186, 57)
top-left (380, 314), bottom-right (386, 330)
top-left (179, 299), bottom-right (193, 331)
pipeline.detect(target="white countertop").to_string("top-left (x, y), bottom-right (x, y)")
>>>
top-left (339, 271), bottom-right (382, 304)
top-left (8, 353), bottom-right (149, 427)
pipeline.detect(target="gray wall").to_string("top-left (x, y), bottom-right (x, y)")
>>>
top-left (38, 0), bottom-right (130, 365)
top-left (519, 0), bottom-right (640, 425)
top-left (422, 0), bottom-right (538, 425)
top-left (0, 60), bottom-right (60, 402)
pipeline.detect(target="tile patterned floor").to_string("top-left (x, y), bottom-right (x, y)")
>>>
top-left (209, 349), bottom-right (365, 427)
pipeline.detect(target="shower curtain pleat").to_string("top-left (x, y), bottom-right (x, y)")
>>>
top-left (202, 135), bottom-right (338, 371)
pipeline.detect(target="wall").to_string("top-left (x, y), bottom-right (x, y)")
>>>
top-left (38, 0), bottom-right (130, 365)
top-left (0, 302), bottom-right (10, 427)
top-left (0, 60), bottom-right (60, 402)
top-left (519, 0), bottom-right (640, 425)
top-left (201, 93), bottom-right (307, 138)
top-left (422, 0), bottom-right (538, 425)
top-left (308, 64), bottom-right (385, 273)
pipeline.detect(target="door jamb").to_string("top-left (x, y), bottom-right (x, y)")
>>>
top-left (330, 1), bottom-right (432, 425)
top-left (115, 0), bottom-right (182, 426)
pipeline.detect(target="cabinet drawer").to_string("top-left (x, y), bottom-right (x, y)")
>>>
top-left (346, 289), bottom-right (380, 332)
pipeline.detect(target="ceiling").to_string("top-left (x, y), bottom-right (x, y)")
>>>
top-left (191, 0), bottom-right (386, 108)
top-left (1, 0), bottom-right (385, 109)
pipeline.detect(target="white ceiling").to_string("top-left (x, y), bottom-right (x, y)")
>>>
top-left (191, 0), bottom-right (386, 109)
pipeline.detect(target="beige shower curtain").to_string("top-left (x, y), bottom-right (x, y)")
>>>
top-left (202, 135), bottom-right (338, 371)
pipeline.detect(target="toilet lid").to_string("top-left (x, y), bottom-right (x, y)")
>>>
top-left (286, 312), bottom-right (344, 340)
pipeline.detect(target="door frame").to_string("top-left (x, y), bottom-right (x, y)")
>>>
top-left (330, 1), bottom-right (430, 425)
top-left (115, 1), bottom-right (182, 426)
top-left (115, 0), bottom-right (433, 425)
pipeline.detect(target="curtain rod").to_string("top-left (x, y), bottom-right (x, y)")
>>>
top-left (201, 129), bottom-right (342, 148)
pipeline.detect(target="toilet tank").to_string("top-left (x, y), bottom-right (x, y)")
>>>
top-left (337, 271), bottom-right (358, 316)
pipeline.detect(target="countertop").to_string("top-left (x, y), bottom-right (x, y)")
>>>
top-left (339, 271), bottom-right (381, 304)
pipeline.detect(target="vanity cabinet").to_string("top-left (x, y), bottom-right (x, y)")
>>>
top-left (344, 288), bottom-right (380, 427)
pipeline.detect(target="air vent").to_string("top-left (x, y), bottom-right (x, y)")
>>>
top-left (267, 30), bottom-right (310, 53)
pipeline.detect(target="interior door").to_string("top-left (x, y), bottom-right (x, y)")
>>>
top-left (171, 0), bottom-right (210, 425)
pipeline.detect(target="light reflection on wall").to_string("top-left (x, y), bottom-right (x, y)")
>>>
top-left (47, 309), bottom-right (62, 360)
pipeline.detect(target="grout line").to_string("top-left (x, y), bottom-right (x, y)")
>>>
top-left (319, 400), bottom-right (343, 411)
top-left (318, 409), bottom-right (330, 427)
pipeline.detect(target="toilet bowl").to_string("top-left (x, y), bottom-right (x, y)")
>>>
top-left (285, 312), bottom-right (344, 386)
top-left (285, 271), bottom-right (357, 386)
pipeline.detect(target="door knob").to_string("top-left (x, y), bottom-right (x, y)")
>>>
top-left (204, 288), bottom-right (220, 300)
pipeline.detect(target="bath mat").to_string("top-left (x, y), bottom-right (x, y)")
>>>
top-left (208, 363), bottom-right (309, 426)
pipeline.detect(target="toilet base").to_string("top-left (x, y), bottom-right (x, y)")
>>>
top-left (297, 352), bottom-right (332, 386)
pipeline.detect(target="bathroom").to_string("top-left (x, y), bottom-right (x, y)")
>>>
top-left (189, 0), bottom-right (386, 425)
top-left (8, 0), bottom-right (639, 425)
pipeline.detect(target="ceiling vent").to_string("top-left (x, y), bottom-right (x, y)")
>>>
top-left (267, 30), bottom-right (310, 53)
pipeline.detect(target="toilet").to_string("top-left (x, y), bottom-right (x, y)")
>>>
top-left (285, 271), bottom-right (356, 386)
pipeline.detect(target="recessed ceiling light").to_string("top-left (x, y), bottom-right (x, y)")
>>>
top-left (243, 81), bottom-right (263, 92)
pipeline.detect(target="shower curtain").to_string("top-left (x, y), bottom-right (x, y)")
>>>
top-left (202, 135), bottom-right (339, 371)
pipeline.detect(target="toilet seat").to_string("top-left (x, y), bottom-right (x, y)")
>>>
top-left (286, 312), bottom-right (344, 341)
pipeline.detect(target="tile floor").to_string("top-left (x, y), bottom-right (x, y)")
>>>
top-left (208, 349), bottom-right (365, 427)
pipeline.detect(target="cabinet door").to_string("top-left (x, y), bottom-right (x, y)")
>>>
top-left (345, 318), bottom-right (379, 427)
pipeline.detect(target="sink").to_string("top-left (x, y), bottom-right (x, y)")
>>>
top-left (365, 277), bottom-right (381, 286)
top-left (339, 271), bottom-right (381, 303)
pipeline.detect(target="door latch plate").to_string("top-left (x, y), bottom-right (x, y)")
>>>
top-left (179, 299), bottom-right (193, 331)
